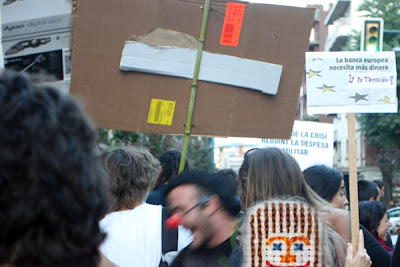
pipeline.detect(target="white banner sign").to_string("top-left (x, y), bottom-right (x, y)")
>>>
top-left (306, 51), bottom-right (397, 114)
top-left (259, 120), bottom-right (334, 170)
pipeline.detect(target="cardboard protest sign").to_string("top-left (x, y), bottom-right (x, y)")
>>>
top-left (120, 29), bottom-right (283, 95)
top-left (306, 51), bottom-right (397, 114)
top-left (258, 120), bottom-right (334, 170)
top-left (70, 0), bottom-right (315, 138)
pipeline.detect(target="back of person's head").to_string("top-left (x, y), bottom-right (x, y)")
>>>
top-left (303, 165), bottom-right (343, 202)
top-left (151, 149), bottom-right (189, 190)
top-left (359, 201), bottom-right (387, 234)
top-left (166, 170), bottom-right (241, 217)
top-left (373, 179), bottom-right (385, 190)
top-left (217, 168), bottom-right (238, 181)
top-left (102, 146), bottom-right (159, 211)
top-left (358, 180), bottom-right (379, 201)
top-left (0, 71), bottom-right (109, 266)
top-left (243, 147), bottom-right (328, 211)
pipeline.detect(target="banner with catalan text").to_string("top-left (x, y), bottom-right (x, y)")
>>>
top-left (306, 51), bottom-right (397, 114)
top-left (258, 120), bottom-right (333, 171)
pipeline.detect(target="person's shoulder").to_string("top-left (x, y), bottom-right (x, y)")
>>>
top-left (170, 246), bottom-right (190, 267)
top-left (99, 210), bottom-right (133, 229)
top-left (228, 245), bottom-right (243, 267)
top-left (101, 205), bottom-right (162, 225)
top-left (146, 188), bottom-right (166, 205)
top-left (100, 211), bottom-right (122, 226)
top-left (133, 203), bottom-right (162, 218)
top-left (142, 202), bottom-right (163, 209)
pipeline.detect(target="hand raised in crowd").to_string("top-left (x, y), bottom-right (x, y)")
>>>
top-left (345, 230), bottom-right (372, 267)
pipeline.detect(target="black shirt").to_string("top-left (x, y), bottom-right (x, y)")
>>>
top-left (146, 184), bottom-right (168, 206)
top-left (391, 231), bottom-right (400, 267)
top-left (171, 237), bottom-right (233, 267)
top-left (361, 224), bottom-right (392, 267)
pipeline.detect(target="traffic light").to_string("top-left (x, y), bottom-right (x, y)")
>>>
top-left (361, 18), bottom-right (384, 52)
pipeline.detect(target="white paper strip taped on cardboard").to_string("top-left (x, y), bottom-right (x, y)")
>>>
top-left (120, 42), bottom-right (283, 95)
top-left (306, 51), bottom-right (398, 114)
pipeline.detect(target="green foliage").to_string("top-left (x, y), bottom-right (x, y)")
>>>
top-left (358, 0), bottom-right (400, 29)
top-left (358, 0), bottom-right (400, 50)
top-left (96, 129), bottom-right (139, 149)
top-left (358, 113), bottom-right (400, 149)
top-left (355, 0), bottom-right (400, 151)
top-left (187, 136), bottom-right (216, 171)
top-left (302, 115), bottom-right (319, 121)
top-left (348, 0), bottom-right (400, 204)
top-left (96, 129), bottom-right (215, 171)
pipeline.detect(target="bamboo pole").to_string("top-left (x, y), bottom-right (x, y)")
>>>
top-left (179, 0), bottom-right (211, 173)
top-left (347, 113), bottom-right (359, 253)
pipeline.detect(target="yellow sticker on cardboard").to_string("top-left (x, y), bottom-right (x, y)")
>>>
top-left (147, 99), bottom-right (176, 126)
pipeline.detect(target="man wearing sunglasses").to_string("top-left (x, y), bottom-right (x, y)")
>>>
top-left (165, 170), bottom-right (241, 267)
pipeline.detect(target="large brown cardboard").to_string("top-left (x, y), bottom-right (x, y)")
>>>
top-left (70, 0), bottom-right (314, 138)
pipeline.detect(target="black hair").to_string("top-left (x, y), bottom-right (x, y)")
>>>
top-left (165, 170), bottom-right (241, 217)
top-left (358, 180), bottom-right (379, 201)
top-left (359, 201), bottom-right (387, 234)
top-left (0, 71), bottom-right (109, 266)
top-left (373, 180), bottom-right (385, 190)
top-left (303, 165), bottom-right (343, 202)
top-left (217, 168), bottom-right (238, 181)
top-left (151, 149), bottom-right (190, 190)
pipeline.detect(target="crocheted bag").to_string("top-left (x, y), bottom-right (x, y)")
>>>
top-left (241, 199), bottom-right (324, 267)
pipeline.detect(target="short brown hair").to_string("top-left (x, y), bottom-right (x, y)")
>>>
top-left (102, 146), bottom-right (159, 211)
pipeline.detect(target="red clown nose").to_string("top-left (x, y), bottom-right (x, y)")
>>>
top-left (165, 214), bottom-right (183, 229)
top-left (165, 197), bottom-right (208, 229)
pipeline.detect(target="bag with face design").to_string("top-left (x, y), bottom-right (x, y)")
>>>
top-left (241, 199), bottom-right (324, 267)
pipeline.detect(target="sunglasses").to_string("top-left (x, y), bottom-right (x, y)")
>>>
top-left (165, 195), bottom-right (210, 229)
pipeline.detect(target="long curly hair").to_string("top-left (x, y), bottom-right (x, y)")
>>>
top-left (0, 71), bottom-right (109, 266)
top-left (151, 149), bottom-right (189, 191)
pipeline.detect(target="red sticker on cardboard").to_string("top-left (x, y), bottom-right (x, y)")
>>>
top-left (220, 2), bottom-right (245, 47)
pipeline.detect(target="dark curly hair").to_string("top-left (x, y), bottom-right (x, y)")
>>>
top-left (0, 71), bottom-right (109, 266)
top-left (151, 149), bottom-right (189, 191)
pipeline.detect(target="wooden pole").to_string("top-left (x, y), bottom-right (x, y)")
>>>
top-left (179, 0), bottom-right (211, 173)
top-left (347, 113), bottom-right (359, 253)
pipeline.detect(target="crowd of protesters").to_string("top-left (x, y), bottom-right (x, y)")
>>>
top-left (1, 70), bottom-right (399, 266)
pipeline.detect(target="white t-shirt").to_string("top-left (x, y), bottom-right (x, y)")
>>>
top-left (100, 203), bottom-right (192, 267)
